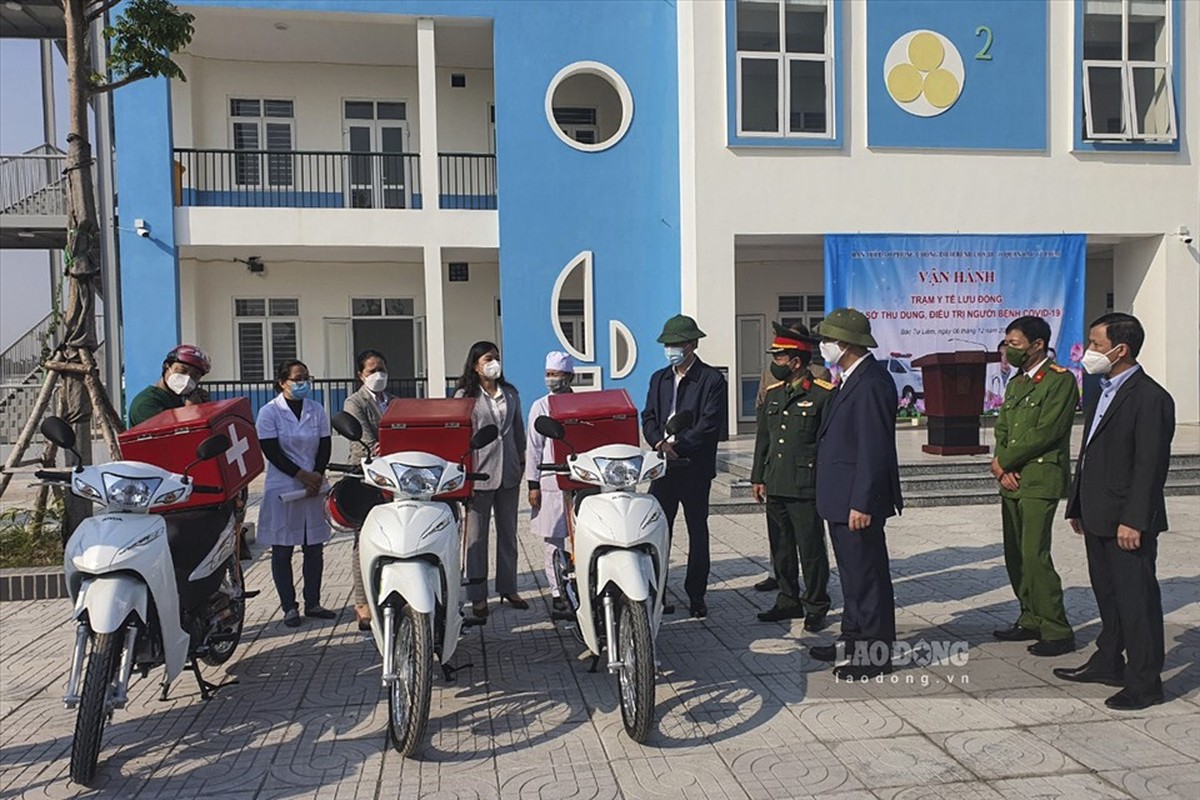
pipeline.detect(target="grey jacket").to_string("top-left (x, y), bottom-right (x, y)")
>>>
top-left (455, 383), bottom-right (524, 491)
top-left (343, 385), bottom-right (392, 461)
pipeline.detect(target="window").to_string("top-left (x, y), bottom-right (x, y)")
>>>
top-left (351, 297), bottom-right (415, 318)
top-left (448, 263), bottom-right (470, 282)
top-left (735, 0), bottom-right (834, 138)
top-left (1081, 0), bottom-right (1176, 142)
top-left (546, 62), bottom-right (634, 152)
top-left (777, 293), bottom-right (824, 332)
top-left (230, 98), bottom-right (295, 186)
top-left (235, 298), bottom-right (299, 381)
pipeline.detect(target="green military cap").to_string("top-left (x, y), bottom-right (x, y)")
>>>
top-left (657, 314), bottom-right (707, 344)
top-left (817, 307), bottom-right (878, 348)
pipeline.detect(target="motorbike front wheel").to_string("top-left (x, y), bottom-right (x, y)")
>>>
top-left (70, 627), bottom-right (125, 786)
top-left (387, 604), bottom-right (433, 756)
top-left (617, 599), bottom-right (655, 742)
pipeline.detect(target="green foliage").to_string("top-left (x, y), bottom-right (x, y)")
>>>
top-left (93, 0), bottom-right (195, 91)
top-left (0, 496), bottom-right (65, 569)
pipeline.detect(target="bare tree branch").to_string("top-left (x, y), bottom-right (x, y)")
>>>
top-left (89, 68), bottom-right (150, 94)
top-left (85, 0), bottom-right (121, 25)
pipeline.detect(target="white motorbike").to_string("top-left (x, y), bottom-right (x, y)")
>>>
top-left (35, 417), bottom-right (249, 786)
top-left (328, 412), bottom-right (497, 756)
top-left (533, 410), bottom-right (693, 742)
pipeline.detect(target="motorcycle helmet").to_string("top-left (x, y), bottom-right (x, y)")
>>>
top-left (325, 476), bottom-right (386, 533)
top-left (166, 344), bottom-right (212, 376)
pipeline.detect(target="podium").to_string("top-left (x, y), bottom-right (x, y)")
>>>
top-left (912, 351), bottom-right (1000, 456)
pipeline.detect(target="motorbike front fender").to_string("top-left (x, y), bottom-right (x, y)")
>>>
top-left (378, 560), bottom-right (441, 615)
top-left (75, 575), bottom-right (147, 633)
top-left (594, 549), bottom-right (656, 602)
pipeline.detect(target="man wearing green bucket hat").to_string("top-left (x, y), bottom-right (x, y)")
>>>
top-left (642, 314), bottom-right (728, 618)
top-left (810, 308), bottom-right (903, 679)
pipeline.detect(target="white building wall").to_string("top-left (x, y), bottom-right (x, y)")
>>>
top-left (686, 0), bottom-right (1200, 422)
top-left (436, 68), bottom-right (495, 153)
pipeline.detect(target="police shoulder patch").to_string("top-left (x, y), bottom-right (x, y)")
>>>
top-left (1048, 364), bottom-right (1068, 374)
top-left (765, 381), bottom-right (784, 391)
top-left (813, 378), bottom-right (835, 391)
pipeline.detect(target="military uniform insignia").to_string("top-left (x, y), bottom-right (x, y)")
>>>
top-left (813, 378), bottom-right (834, 390)
top-left (1048, 364), bottom-right (1068, 373)
top-left (1033, 369), bottom-right (1046, 383)
top-left (798, 400), bottom-right (814, 407)
top-left (765, 381), bottom-right (784, 391)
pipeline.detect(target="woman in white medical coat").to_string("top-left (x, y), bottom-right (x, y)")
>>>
top-left (255, 359), bottom-right (335, 627)
top-left (525, 351), bottom-right (574, 614)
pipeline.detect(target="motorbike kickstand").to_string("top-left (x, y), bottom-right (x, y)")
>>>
top-left (188, 659), bottom-right (238, 701)
top-left (442, 662), bottom-right (473, 683)
top-left (587, 654), bottom-right (601, 674)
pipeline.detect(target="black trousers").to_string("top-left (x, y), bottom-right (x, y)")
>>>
top-left (765, 496), bottom-right (831, 616)
top-left (828, 519), bottom-right (896, 647)
top-left (651, 472), bottom-right (711, 604)
top-left (271, 544), bottom-right (324, 613)
top-left (1084, 530), bottom-right (1164, 699)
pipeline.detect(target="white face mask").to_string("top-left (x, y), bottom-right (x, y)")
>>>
top-left (1081, 346), bottom-right (1118, 376)
top-left (819, 341), bottom-right (845, 367)
top-left (166, 372), bottom-right (196, 396)
top-left (482, 360), bottom-right (502, 380)
top-left (664, 346), bottom-right (686, 366)
top-left (363, 372), bottom-right (388, 393)
top-left (545, 375), bottom-right (570, 393)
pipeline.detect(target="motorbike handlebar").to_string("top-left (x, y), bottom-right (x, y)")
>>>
top-left (538, 463), bottom-right (569, 473)
top-left (192, 485), bottom-right (223, 494)
top-left (326, 462), bottom-right (362, 475)
top-left (666, 457), bottom-right (691, 469)
top-left (466, 472), bottom-right (490, 482)
top-left (34, 470), bottom-right (72, 482)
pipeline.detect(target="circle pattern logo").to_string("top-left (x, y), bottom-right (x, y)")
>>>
top-left (884, 30), bottom-right (964, 117)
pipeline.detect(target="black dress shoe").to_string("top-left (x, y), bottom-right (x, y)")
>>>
top-left (1028, 637), bottom-right (1076, 657)
top-left (551, 596), bottom-right (569, 613)
top-left (500, 593), bottom-right (530, 610)
top-left (1105, 688), bottom-right (1164, 711)
top-left (757, 606), bottom-right (804, 622)
top-left (834, 662), bottom-right (893, 680)
top-left (690, 601), bottom-right (708, 619)
top-left (753, 576), bottom-right (778, 592)
top-left (809, 644), bottom-right (841, 662)
top-left (304, 606), bottom-right (338, 620)
top-left (993, 623), bottom-right (1040, 642)
top-left (803, 614), bottom-right (829, 633)
top-left (1053, 663), bottom-right (1125, 687)
top-left (662, 603), bottom-right (676, 614)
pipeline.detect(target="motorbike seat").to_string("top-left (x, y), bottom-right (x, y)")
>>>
top-left (163, 502), bottom-right (235, 580)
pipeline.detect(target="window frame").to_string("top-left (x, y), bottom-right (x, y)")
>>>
top-left (349, 297), bottom-right (416, 319)
top-left (728, 0), bottom-right (841, 148)
top-left (233, 296), bottom-right (301, 382)
top-left (1075, 0), bottom-right (1180, 151)
top-left (228, 96), bottom-right (297, 188)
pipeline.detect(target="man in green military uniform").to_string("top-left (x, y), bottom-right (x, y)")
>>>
top-left (751, 327), bottom-right (834, 629)
top-left (991, 315), bottom-right (1078, 656)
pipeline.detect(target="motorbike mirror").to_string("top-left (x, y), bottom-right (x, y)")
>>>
top-left (332, 412), bottom-right (364, 442)
top-left (196, 433), bottom-right (231, 461)
top-left (41, 416), bottom-right (76, 450)
top-left (534, 415), bottom-right (565, 440)
top-left (470, 424), bottom-right (498, 450)
top-left (665, 410), bottom-right (695, 437)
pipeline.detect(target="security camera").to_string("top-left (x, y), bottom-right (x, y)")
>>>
top-left (1178, 226), bottom-right (1193, 245)
top-left (134, 218), bottom-right (150, 238)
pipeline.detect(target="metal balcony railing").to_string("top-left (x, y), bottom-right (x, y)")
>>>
top-left (200, 377), bottom-right (429, 419)
top-left (174, 149), bottom-right (423, 210)
top-left (0, 145), bottom-right (67, 217)
top-left (0, 312), bottom-right (56, 387)
top-left (438, 153), bottom-right (497, 210)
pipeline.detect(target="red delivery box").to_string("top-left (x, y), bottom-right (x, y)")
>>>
top-left (119, 397), bottom-right (263, 511)
top-left (547, 389), bottom-right (640, 490)
top-left (378, 398), bottom-right (476, 499)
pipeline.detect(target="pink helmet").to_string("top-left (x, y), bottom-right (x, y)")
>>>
top-left (166, 344), bottom-right (211, 376)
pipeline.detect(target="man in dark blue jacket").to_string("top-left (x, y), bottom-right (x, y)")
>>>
top-left (642, 314), bottom-right (728, 618)
top-left (810, 308), bottom-right (903, 679)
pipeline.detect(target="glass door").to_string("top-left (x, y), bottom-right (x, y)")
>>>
top-left (344, 101), bottom-right (409, 208)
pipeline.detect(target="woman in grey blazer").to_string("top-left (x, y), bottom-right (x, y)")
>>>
top-left (342, 349), bottom-right (393, 629)
top-left (454, 340), bottom-right (527, 619)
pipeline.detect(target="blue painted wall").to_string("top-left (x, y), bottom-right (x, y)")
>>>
top-left (114, 0), bottom-right (680, 415)
top-left (867, 0), bottom-right (1047, 150)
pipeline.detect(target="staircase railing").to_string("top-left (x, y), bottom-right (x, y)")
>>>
top-left (0, 144), bottom-right (67, 216)
top-left (0, 312), bottom-right (56, 387)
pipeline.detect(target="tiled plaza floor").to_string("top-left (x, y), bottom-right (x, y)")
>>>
top-left (2, 497), bottom-right (1197, 799)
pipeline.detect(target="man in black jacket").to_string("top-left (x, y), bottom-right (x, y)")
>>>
top-left (642, 314), bottom-right (728, 618)
top-left (810, 308), bottom-right (903, 679)
top-left (1057, 313), bottom-right (1175, 710)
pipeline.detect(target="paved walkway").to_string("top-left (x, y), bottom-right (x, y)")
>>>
top-left (2, 498), bottom-right (1198, 799)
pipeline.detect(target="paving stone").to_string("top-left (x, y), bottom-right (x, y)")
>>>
top-left (1100, 763), bottom-right (1200, 799)
top-left (828, 735), bottom-right (974, 788)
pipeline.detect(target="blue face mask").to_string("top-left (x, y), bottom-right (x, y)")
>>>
top-left (664, 346), bottom-right (686, 366)
top-left (288, 380), bottom-right (311, 400)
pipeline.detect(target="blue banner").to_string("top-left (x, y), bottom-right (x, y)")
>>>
top-left (825, 234), bottom-right (1086, 413)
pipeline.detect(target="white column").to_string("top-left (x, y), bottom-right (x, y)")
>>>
top-left (423, 246), bottom-right (447, 397)
top-left (677, 0), bottom-right (699, 316)
top-left (416, 18), bottom-right (440, 210)
top-left (1114, 235), bottom-right (1200, 423)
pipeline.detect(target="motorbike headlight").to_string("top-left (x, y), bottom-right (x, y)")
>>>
top-left (595, 456), bottom-right (644, 489)
top-left (74, 477), bottom-right (103, 501)
top-left (367, 467), bottom-right (396, 489)
top-left (393, 464), bottom-right (444, 496)
top-left (440, 474), bottom-right (464, 493)
top-left (643, 460), bottom-right (666, 482)
top-left (102, 474), bottom-right (161, 510)
top-left (153, 489), bottom-right (184, 506)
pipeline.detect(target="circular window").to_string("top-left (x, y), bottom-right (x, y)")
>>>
top-left (545, 61), bottom-right (633, 152)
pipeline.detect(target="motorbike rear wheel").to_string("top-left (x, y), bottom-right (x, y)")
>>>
top-left (202, 556), bottom-right (246, 667)
top-left (387, 604), bottom-right (433, 756)
top-left (617, 599), bottom-right (655, 742)
top-left (70, 627), bottom-right (125, 786)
